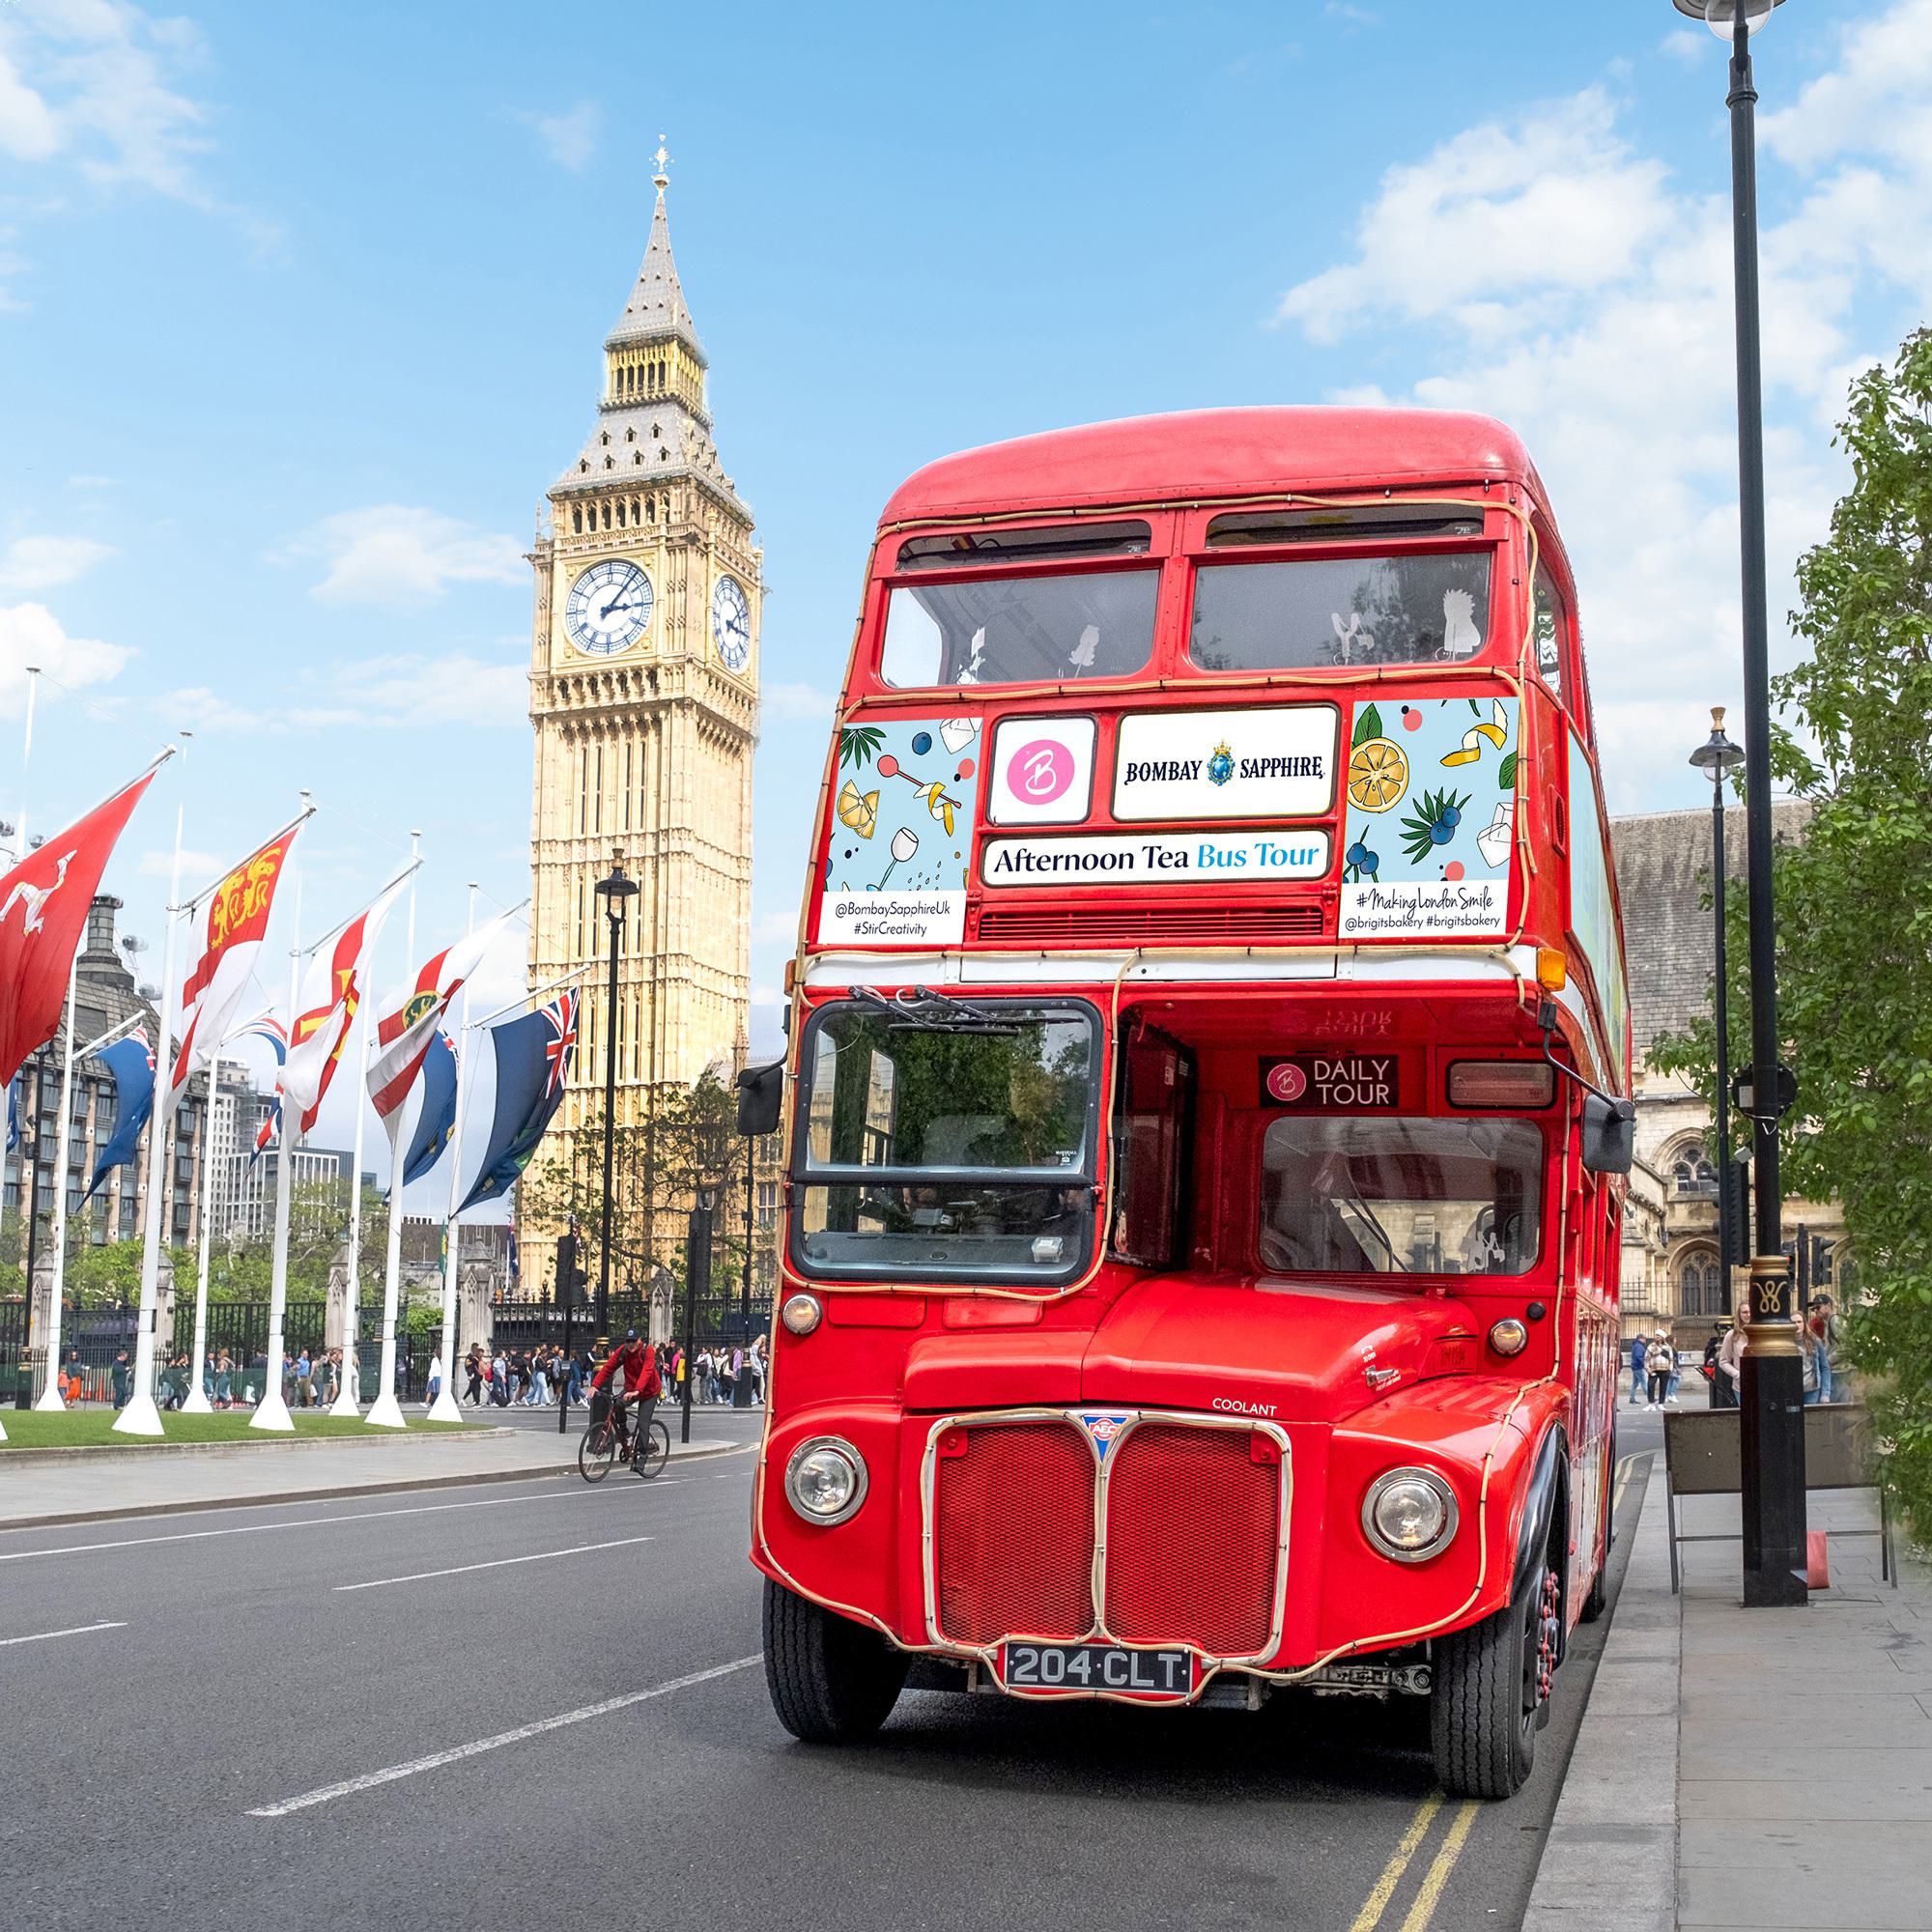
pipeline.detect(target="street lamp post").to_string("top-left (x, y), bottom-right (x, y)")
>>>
top-left (592, 859), bottom-right (638, 1340)
top-left (1690, 708), bottom-right (1746, 1311)
top-left (1673, 0), bottom-right (1805, 1605)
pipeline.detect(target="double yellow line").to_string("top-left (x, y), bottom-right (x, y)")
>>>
top-left (1348, 1793), bottom-right (1482, 1932)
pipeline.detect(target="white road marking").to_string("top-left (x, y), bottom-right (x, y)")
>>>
top-left (0, 1619), bottom-right (128, 1648)
top-left (334, 1534), bottom-right (654, 1592)
top-left (0, 1484), bottom-right (637, 1564)
top-left (247, 1654), bottom-right (762, 1816)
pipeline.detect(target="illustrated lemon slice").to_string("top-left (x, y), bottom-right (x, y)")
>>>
top-left (1348, 737), bottom-right (1409, 812)
top-left (837, 781), bottom-right (880, 838)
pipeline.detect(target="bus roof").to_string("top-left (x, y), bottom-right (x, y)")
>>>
top-left (878, 407), bottom-right (1549, 527)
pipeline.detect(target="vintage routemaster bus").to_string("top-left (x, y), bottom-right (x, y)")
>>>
top-left (739, 408), bottom-right (1632, 1798)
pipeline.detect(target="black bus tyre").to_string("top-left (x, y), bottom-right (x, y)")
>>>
top-left (763, 1578), bottom-right (909, 1744)
top-left (1430, 1561), bottom-right (1550, 1799)
top-left (578, 1422), bottom-right (615, 1484)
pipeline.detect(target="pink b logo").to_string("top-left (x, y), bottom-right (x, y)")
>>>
top-left (1010, 738), bottom-right (1074, 803)
top-left (1266, 1063), bottom-right (1308, 1104)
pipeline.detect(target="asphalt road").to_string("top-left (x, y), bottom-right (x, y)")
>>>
top-left (0, 1407), bottom-right (1662, 1932)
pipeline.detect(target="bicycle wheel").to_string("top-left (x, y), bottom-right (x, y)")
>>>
top-left (634, 1419), bottom-right (670, 1480)
top-left (578, 1420), bottom-right (617, 1484)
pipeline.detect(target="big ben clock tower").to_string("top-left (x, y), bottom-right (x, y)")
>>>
top-left (526, 148), bottom-right (760, 1250)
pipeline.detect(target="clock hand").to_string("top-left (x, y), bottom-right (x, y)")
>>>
top-left (599, 595), bottom-right (643, 619)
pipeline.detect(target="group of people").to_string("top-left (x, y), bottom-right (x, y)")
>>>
top-left (457, 1334), bottom-right (769, 1409)
top-left (1631, 1293), bottom-right (1840, 1409)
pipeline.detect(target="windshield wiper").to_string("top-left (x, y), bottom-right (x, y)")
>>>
top-left (854, 985), bottom-right (1020, 1035)
top-left (1339, 1190), bottom-right (1409, 1272)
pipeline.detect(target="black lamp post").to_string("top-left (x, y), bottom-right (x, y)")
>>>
top-left (1690, 707), bottom-right (1746, 1324)
top-left (681, 1177), bottom-right (717, 1445)
top-left (1673, 0), bottom-right (1805, 1605)
top-left (592, 859), bottom-right (639, 1339)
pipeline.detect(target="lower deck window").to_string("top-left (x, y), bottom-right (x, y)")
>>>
top-left (798, 1181), bottom-right (1088, 1277)
top-left (1259, 1116), bottom-right (1542, 1276)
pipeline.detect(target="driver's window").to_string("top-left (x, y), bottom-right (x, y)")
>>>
top-left (1110, 1027), bottom-right (1192, 1268)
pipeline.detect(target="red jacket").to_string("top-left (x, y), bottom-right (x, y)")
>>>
top-left (591, 1341), bottom-right (660, 1401)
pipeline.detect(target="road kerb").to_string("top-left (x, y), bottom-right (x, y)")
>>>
top-left (1520, 1455), bottom-right (1679, 1931)
top-left (0, 1438), bottom-right (753, 1533)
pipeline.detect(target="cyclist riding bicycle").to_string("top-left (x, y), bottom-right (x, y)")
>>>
top-left (590, 1328), bottom-right (661, 1456)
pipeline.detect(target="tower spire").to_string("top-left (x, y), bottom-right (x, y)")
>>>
top-left (607, 134), bottom-right (701, 362)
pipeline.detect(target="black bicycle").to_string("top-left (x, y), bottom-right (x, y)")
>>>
top-left (578, 1397), bottom-right (670, 1483)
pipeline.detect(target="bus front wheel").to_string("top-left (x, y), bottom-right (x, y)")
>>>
top-left (1429, 1559), bottom-right (1555, 1799)
top-left (763, 1578), bottom-right (909, 1744)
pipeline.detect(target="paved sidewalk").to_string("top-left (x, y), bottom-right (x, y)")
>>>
top-left (1677, 1492), bottom-right (1932, 1932)
top-left (0, 1423), bottom-right (753, 1529)
top-left (1526, 1452), bottom-right (1932, 1932)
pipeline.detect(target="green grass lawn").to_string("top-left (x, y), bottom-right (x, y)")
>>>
top-left (0, 1409), bottom-right (485, 1449)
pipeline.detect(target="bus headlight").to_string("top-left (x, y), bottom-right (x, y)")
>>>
top-left (1488, 1318), bottom-right (1529, 1357)
top-left (1361, 1468), bottom-right (1459, 1563)
top-left (784, 1437), bottom-right (867, 1525)
top-left (781, 1293), bottom-right (823, 1337)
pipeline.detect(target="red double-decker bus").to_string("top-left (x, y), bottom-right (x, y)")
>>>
top-left (739, 408), bottom-right (1632, 1798)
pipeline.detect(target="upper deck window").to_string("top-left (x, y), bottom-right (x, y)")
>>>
top-left (1531, 564), bottom-right (1571, 706)
top-left (880, 569), bottom-right (1157, 689)
top-left (1191, 551), bottom-right (1492, 674)
top-left (896, 520), bottom-right (1151, 569)
top-left (1259, 1115), bottom-right (1541, 1276)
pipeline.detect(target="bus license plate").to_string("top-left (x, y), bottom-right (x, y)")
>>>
top-left (1002, 1642), bottom-right (1194, 1697)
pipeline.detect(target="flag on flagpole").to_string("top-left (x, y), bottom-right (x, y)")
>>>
top-left (396, 1029), bottom-right (458, 1189)
top-left (281, 873), bottom-right (407, 1134)
top-left (83, 1028), bottom-right (156, 1202)
top-left (234, 1014), bottom-right (288, 1164)
top-left (0, 763), bottom-right (162, 1088)
top-left (457, 990), bottom-right (579, 1212)
top-left (172, 820), bottom-right (302, 1102)
top-left (366, 909), bottom-right (516, 1151)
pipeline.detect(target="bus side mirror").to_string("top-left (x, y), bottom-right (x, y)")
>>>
top-left (736, 1061), bottom-right (784, 1137)
top-left (1579, 1094), bottom-right (1635, 1175)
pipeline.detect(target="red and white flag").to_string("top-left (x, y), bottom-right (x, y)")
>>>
top-left (0, 762), bottom-right (163, 1088)
top-left (365, 908), bottom-right (515, 1151)
top-left (280, 871), bottom-right (410, 1134)
top-left (172, 819), bottom-right (302, 1101)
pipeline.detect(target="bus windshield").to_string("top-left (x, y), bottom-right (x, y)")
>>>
top-left (1258, 1116), bottom-right (1541, 1277)
top-left (1191, 552), bottom-right (1492, 672)
top-left (794, 1004), bottom-right (1098, 1282)
top-left (880, 569), bottom-right (1157, 688)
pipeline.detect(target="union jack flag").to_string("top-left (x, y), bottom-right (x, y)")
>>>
top-left (543, 990), bottom-right (579, 1099)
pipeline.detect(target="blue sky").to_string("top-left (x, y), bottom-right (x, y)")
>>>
top-left (4, 0), bottom-right (1929, 1181)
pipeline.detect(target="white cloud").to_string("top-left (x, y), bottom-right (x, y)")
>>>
top-left (0, 533), bottom-right (115, 591)
top-left (279, 507), bottom-right (526, 607)
top-left (0, 600), bottom-right (131, 716)
top-left (762, 679), bottom-right (837, 723)
top-left (520, 101), bottom-right (600, 172)
top-left (1269, 17), bottom-right (1932, 811)
top-left (163, 651), bottom-right (528, 735)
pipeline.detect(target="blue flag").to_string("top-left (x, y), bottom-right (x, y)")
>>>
top-left (456, 991), bottom-right (578, 1212)
top-left (84, 1029), bottom-right (156, 1203)
top-left (5, 1076), bottom-right (16, 1153)
top-left (398, 1030), bottom-right (458, 1188)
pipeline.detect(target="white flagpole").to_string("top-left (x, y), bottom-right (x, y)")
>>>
top-left (365, 834), bottom-right (421, 1431)
top-left (426, 883), bottom-right (477, 1423)
top-left (179, 1045), bottom-right (227, 1416)
top-left (251, 791), bottom-right (308, 1435)
top-left (31, 960), bottom-right (82, 1409)
top-left (14, 662), bottom-right (39, 861)
top-left (114, 742), bottom-right (190, 1438)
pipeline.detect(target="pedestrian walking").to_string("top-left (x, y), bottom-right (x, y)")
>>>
top-left (1628, 1332), bottom-right (1648, 1407)
top-left (427, 1351), bottom-right (443, 1406)
top-left (110, 1348), bottom-right (132, 1408)
top-left (1700, 1324), bottom-right (1726, 1408)
top-left (1645, 1330), bottom-right (1674, 1407)
top-left (1716, 1310), bottom-right (1747, 1409)
top-left (1806, 1295), bottom-right (1836, 1404)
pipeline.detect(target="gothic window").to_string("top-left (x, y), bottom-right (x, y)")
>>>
top-left (1678, 1252), bottom-right (1724, 1317)
top-left (1671, 1145), bottom-right (1718, 1197)
top-left (580, 461), bottom-right (588, 473)
top-left (604, 457), bottom-right (614, 470)
top-left (626, 428), bottom-right (635, 441)
top-left (651, 424), bottom-right (660, 439)
top-left (601, 432), bottom-right (610, 447)
top-left (616, 498), bottom-right (626, 526)
top-left (602, 502), bottom-right (611, 528)
top-left (572, 507), bottom-right (582, 534)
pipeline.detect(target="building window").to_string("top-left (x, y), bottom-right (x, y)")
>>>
top-left (1679, 1252), bottom-right (1725, 1318)
top-left (1672, 1146), bottom-right (1719, 1198)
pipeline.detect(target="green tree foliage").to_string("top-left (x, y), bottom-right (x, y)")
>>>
top-left (1655, 330), bottom-right (1932, 1539)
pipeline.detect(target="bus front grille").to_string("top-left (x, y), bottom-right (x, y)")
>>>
top-left (932, 1419), bottom-right (1096, 1646)
top-left (1102, 1422), bottom-right (1283, 1658)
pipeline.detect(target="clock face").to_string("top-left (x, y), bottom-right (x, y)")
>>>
top-left (565, 559), bottom-right (653, 656)
top-left (711, 574), bottom-right (752, 673)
